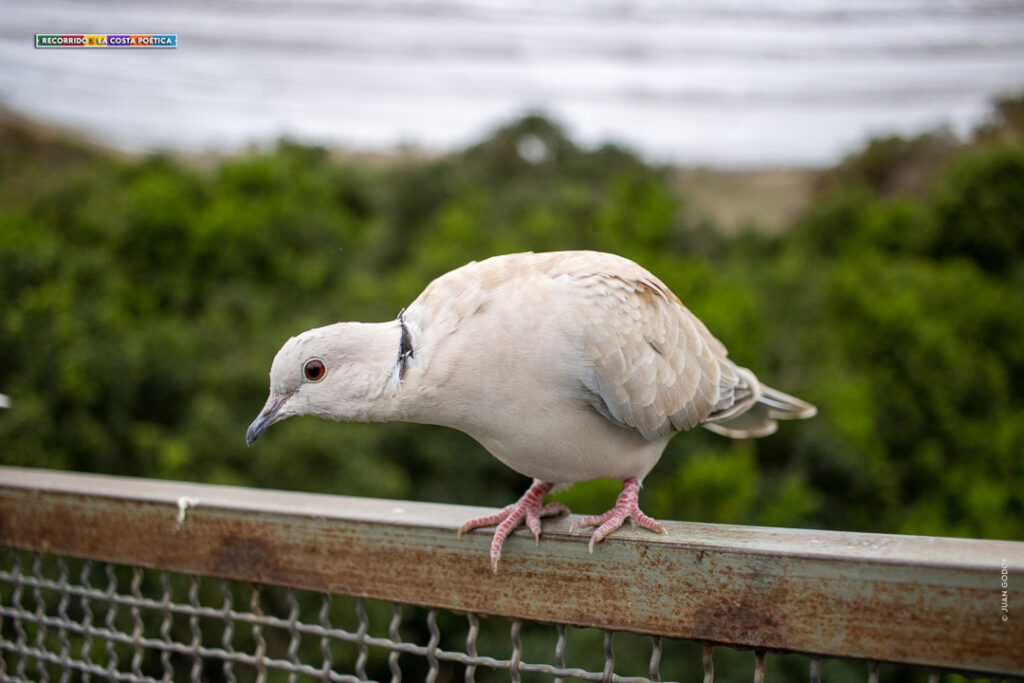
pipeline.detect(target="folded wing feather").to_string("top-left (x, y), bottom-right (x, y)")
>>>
top-left (572, 266), bottom-right (750, 441)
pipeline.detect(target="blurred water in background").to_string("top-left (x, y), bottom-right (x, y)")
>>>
top-left (1, 0), bottom-right (1023, 166)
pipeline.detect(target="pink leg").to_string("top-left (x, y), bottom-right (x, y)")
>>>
top-left (573, 478), bottom-right (666, 552)
top-left (457, 479), bottom-right (571, 573)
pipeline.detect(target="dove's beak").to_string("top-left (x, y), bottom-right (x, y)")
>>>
top-left (246, 394), bottom-right (290, 446)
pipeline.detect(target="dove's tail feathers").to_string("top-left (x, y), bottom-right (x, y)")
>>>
top-left (702, 371), bottom-right (816, 440)
top-left (702, 403), bottom-right (779, 439)
top-left (756, 383), bottom-right (817, 420)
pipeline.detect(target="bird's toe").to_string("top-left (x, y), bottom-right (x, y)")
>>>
top-left (580, 477), bottom-right (665, 551)
top-left (526, 512), bottom-right (542, 545)
top-left (575, 509), bottom-right (615, 529)
top-left (541, 502), bottom-right (572, 518)
top-left (458, 480), bottom-right (561, 571)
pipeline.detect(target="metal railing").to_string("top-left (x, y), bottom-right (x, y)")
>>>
top-left (1, 466), bottom-right (1021, 682)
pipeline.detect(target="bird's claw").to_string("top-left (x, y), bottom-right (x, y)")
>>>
top-left (574, 478), bottom-right (664, 553)
top-left (527, 515), bottom-right (542, 545)
top-left (457, 481), bottom-right (570, 572)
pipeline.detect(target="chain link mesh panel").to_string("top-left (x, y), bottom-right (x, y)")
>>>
top-left (0, 548), bottom-right (980, 683)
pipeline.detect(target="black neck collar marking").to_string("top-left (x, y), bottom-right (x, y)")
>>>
top-left (397, 308), bottom-right (414, 379)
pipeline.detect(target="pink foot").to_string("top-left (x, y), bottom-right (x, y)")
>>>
top-left (457, 479), bottom-right (571, 573)
top-left (572, 478), bottom-right (667, 552)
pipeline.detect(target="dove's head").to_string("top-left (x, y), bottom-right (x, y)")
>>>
top-left (245, 321), bottom-right (404, 445)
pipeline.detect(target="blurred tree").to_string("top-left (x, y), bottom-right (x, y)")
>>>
top-left (974, 94), bottom-right (1024, 146)
top-left (928, 145), bottom-right (1024, 277)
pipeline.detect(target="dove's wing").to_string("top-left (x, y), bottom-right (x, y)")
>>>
top-left (557, 258), bottom-right (751, 441)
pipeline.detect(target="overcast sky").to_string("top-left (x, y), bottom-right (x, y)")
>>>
top-left (2, 0), bottom-right (1023, 166)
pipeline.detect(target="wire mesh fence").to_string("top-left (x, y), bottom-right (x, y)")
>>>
top-left (0, 547), bottom-right (983, 683)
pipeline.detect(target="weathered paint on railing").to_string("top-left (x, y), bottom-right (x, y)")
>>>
top-left (0, 466), bottom-right (1021, 677)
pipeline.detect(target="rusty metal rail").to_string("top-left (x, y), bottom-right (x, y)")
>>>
top-left (0, 465), bottom-right (1022, 682)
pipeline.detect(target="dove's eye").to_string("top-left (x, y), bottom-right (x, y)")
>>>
top-left (303, 359), bottom-right (326, 382)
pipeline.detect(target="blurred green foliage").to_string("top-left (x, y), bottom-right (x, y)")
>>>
top-left (1, 102), bottom-right (1023, 549)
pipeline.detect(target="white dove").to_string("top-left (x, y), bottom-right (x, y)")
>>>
top-left (246, 251), bottom-right (816, 572)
